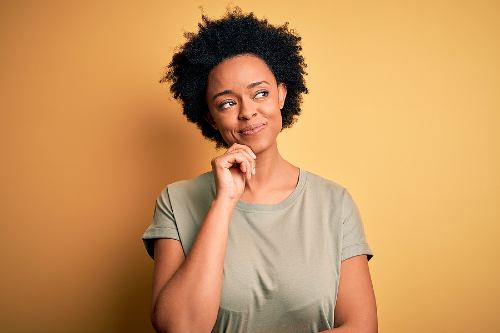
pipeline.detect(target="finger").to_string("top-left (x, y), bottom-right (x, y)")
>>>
top-left (226, 143), bottom-right (245, 155)
top-left (231, 143), bottom-right (257, 159)
top-left (224, 143), bottom-right (243, 155)
top-left (237, 152), bottom-right (249, 182)
top-left (233, 152), bottom-right (251, 181)
top-left (241, 159), bottom-right (247, 177)
top-left (244, 146), bottom-right (257, 160)
top-left (235, 145), bottom-right (256, 175)
top-left (234, 149), bottom-right (255, 178)
top-left (221, 152), bottom-right (246, 173)
top-left (226, 148), bottom-right (254, 180)
top-left (247, 158), bottom-right (252, 181)
top-left (235, 148), bottom-right (256, 173)
top-left (236, 151), bottom-right (251, 182)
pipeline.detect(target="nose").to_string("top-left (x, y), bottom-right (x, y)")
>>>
top-left (238, 96), bottom-right (257, 120)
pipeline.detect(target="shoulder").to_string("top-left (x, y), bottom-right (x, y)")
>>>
top-left (167, 169), bottom-right (213, 191)
top-left (303, 168), bottom-right (349, 200)
top-left (163, 170), bottom-right (215, 203)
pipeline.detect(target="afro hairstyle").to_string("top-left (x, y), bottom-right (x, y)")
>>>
top-left (160, 6), bottom-right (309, 149)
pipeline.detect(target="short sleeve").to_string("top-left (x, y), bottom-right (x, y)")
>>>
top-left (142, 186), bottom-right (180, 260)
top-left (340, 189), bottom-right (374, 262)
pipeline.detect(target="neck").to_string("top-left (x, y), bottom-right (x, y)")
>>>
top-left (243, 141), bottom-right (294, 193)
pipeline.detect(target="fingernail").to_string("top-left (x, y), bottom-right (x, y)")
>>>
top-left (251, 152), bottom-right (257, 159)
top-left (252, 167), bottom-right (256, 175)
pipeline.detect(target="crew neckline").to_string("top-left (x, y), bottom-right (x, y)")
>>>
top-left (208, 167), bottom-right (308, 212)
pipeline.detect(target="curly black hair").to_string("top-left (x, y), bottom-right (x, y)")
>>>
top-left (160, 5), bottom-right (309, 149)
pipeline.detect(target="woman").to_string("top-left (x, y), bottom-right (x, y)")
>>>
top-left (142, 6), bottom-right (377, 333)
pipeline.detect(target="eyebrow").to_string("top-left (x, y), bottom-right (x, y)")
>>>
top-left (211, 80), bottom-right (270, 101)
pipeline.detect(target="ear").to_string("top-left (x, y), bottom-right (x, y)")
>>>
top-left (278, 82), bottom-right (287, 109)
top-left (204, 111), bottom-right (217, 129)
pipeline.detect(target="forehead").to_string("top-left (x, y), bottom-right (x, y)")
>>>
top-left (207, 54), bottom-right (276, 90)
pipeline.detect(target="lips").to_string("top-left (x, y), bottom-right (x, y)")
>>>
top-left (238, 123), bottom-right (266, 134)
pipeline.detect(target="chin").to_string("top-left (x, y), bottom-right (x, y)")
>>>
top-left (231, 130), bottom-right (277, 151)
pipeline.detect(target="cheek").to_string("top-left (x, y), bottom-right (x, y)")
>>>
top-left (268, 106), bottom-right (283, 127)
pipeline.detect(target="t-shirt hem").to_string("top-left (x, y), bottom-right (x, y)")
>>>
top-left (341, 243), bottom-right (374, 262)
top-left (142, 227), bottom-right (180, 259)
top-left (233, 168), bottom-right (308, 212)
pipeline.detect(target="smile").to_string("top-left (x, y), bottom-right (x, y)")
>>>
top-left (239, 123), bottom-right (266, 136)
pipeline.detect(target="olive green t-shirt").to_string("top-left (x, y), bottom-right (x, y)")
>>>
top-left (142, 168), bottom-right (374, 333)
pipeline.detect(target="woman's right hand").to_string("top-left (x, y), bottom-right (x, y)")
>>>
top-left (211, 143), bottom-right (257, 202)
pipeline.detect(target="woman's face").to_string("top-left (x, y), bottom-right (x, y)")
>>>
top-left (205, 53), bottom-right (287, 151)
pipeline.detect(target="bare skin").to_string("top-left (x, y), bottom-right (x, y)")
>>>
top-left (150, 53), bottom-right (377, 332)
top-left (151, 143), bottom-right (257, 332)
top-left (150, 53), bottom-right (296, 333)
top-left (204, 53), bottom-right (300, 204)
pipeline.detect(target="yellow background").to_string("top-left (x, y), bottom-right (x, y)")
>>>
top-left (1, 0), bottom-right (499, 332)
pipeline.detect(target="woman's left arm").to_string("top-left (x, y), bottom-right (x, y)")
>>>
top-left (319, 254), bottom-right (378, 333)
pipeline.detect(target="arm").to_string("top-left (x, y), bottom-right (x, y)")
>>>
top-left (151, 197), bottom-right (237, 333)
top-left (318, 255), bottom-right (378, 333)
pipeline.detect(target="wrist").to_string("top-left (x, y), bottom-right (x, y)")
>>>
top-left (212, 196), bottom-right (238, 209)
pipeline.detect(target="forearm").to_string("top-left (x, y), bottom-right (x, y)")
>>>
top-left (318, 326), bottom-right (353, 332)
top-left (152, 198), bottom-right (236, 332)
top-left (318, 323), bottom-right (377, 333)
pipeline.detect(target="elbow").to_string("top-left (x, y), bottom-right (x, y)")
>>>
top-left (151, 310), bottom-right (214, 333)
top-left (151, 307), bottom-right (179, 333)
top-left (151, 313), bottom-right (181, 333)
top-left (151, 311), bottom-right (169, 333)
top-left (335, 321), bottom-right (378, 333)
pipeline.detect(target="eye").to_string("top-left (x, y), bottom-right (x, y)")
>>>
top-left (218, 100), bottom-right (236, 110)
top-left (255, 90), bottom-right (269, 99)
